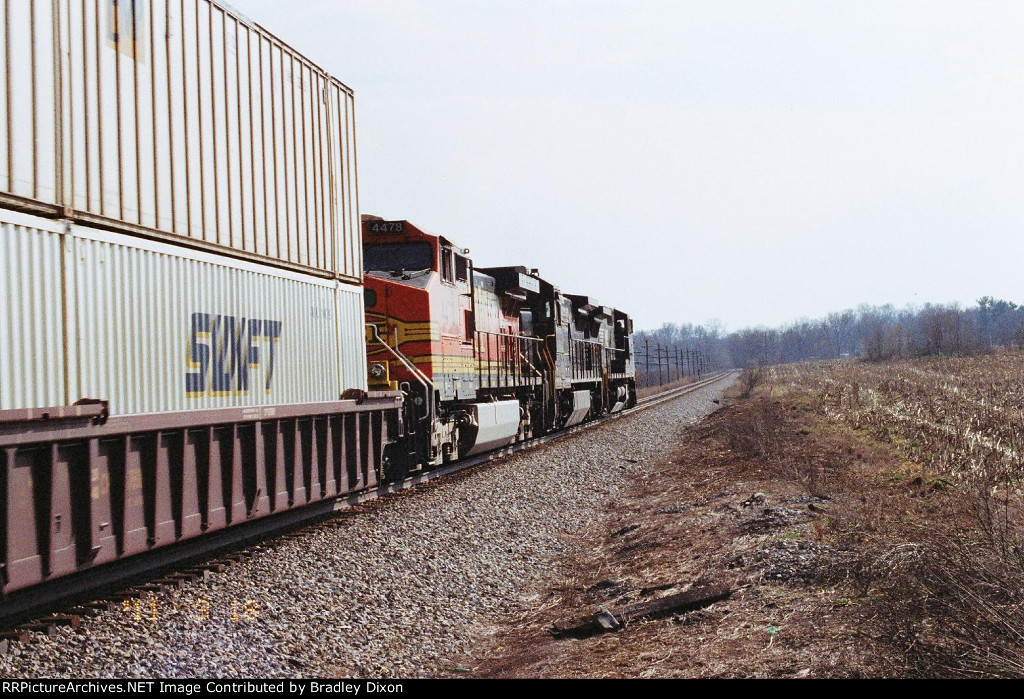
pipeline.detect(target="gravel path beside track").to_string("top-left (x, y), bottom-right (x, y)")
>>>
top-left (0, 376), bottom-right (734, 678)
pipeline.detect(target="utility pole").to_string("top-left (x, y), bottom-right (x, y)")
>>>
top-left (644, 337), bottom-right (650, 388)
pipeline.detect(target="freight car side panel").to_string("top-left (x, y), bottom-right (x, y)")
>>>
top-left (1, 0), bottom-right (360, 280)
top-left (0, 214), bottom-right (67, 410)
top-left (335, 277), bottom-right (370, 397)
top-left (0, 208), bottom-right (368, 415)
top-left (0, 385), bottom-right (400, 597)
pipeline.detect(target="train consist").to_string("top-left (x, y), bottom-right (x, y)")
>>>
top-left (363, 217), bottom-right (636, 476)
top-left (0, 0), bottom-right (634, 610)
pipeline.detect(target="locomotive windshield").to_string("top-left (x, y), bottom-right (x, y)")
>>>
top-left (364, 243), bottom-right (434, 273)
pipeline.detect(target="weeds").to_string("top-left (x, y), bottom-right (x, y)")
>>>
top-left (776, 354), bottom-right (1024, 678)
top-left (718, 398), bottom-right (783, 458)
top-left (736, 365), bottom-right (765, 399)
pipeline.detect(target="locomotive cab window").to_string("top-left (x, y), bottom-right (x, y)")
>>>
top-left (455, 255), bottom-right (469, 282)
top-left (441, 248), bottom-right (454, 283)
top-left (364, 242), bottom-right (434, 274)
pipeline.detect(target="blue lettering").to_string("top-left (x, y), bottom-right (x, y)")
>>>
top-left (186, 314), bottom-right (281, 397)
top-left (212, 317), bottom-right (243, 395)
top-left (247, 319), bottom-right (262, 372)
top-left (264, 321), bottom-right (282, 393)
top-left (185, 313), bottom-right (211, 395)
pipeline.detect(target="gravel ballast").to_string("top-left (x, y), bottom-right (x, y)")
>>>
top-left (0, 376), bottom-right (735, 678)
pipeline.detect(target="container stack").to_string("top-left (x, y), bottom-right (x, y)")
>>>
top-left (0, 0), bottom-right (367, 416)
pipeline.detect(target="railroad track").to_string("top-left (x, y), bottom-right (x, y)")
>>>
top-left (0, 371), bottom-right (736, 636)
top-left (383, 370), bottom-right (737, 498)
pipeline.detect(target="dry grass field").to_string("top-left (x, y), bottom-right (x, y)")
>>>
top-left (471, 353), bottom-right (1024, 678)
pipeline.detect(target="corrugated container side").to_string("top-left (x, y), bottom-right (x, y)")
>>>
top-left (1, 0), bottom-right (58, 204)
top-left (336, 281), bottom-right (368, 394)
top-left (0, 211), bottom-right (67, 410)
top-left (68, 222), bottom-right (358, 415)
top-left (0, 0), bottom-right (9, 195)
top-left (1, 207), bottom-right (369, 415)
top-left (331, 83), bottom-right (361, 279)
top-left (2, 0), bottom-right (360, 280)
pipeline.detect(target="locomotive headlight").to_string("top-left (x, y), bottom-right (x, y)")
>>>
top-left (368, 362), bottom-right (388, 380)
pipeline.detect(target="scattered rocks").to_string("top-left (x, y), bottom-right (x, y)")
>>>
top-left (723, 552), bottom-right (747, 569)
top-left (741, 492), bottom-right (767, 508)
top-left (757, 539), bottom-right (834, 583)
top-left (739, 506), bottom-right (808, 534)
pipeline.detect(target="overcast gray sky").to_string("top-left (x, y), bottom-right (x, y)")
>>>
top-left (231, 0), bottom-right (1024, 331)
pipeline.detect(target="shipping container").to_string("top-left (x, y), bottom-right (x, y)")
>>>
top-left (0, 214), bottom-right (68, 411)
top-left (0, 207), bottom-right (367, 415)
top-left (0, 0), bottom-right (360, 281)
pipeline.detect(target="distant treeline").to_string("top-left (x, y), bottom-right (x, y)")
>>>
top-left (637, 297), bottom-right (1024, 369)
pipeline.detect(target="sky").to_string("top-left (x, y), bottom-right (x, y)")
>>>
top-left (229, 0), bottom-right (1024, 332)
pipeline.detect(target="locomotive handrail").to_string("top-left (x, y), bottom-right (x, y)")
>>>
top-left (517, 349), bottom-right (543, 378)
top-left (475, 330), bottom-right (545, 389)
top-left (475, 329), bottom-right (543, 342)
top-left (366, 323), bottom-right (435, 428)
top-left (367, 323), bottom-right (434, 390)
top-left (540, 337), bottom-right (558, 420)
top-left (566, 336), bottom-right (605, 380)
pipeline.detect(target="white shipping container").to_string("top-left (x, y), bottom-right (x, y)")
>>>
top-left (0, 207), bottom-right (367, 415)
top-left (0, 0), bottom-right (361, 281)
top-left (0, 212), bottom-right (67, 410)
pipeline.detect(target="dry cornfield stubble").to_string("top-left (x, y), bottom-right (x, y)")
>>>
top-left (474, 353), bottom-right (1023, 678)
top-left (772, 352), bottom-right (1024, 482)
top-left (771, 353), bottom-right (1024, 677)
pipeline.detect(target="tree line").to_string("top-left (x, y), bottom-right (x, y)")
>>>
top-left (636, 297), bottom-right (1024, 369)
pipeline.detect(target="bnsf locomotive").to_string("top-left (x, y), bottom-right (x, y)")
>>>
top-left (362, 217), bottom-right (636, 475)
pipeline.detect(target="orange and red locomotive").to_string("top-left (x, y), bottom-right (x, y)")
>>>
top-left (362, 216), bottom-right (636, 474)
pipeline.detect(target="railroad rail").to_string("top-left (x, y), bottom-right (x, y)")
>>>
top-left (0, 371), bottom-right (736, 630)
top-left (387, 371), bottom-right (737, 499)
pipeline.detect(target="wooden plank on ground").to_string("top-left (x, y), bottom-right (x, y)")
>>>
top-left (551, 583), bottom-right (731, 638)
